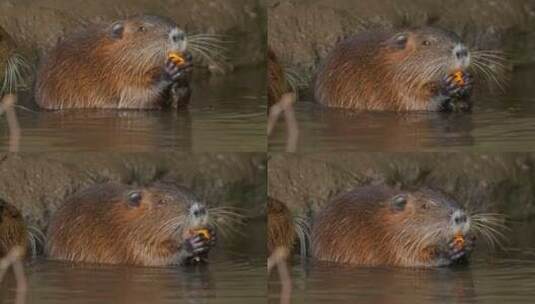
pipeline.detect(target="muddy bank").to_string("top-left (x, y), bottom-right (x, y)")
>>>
top-left (268, 0), bottom-right (535, 81)
top-left (0, 0), bottom-right (266, 69)
top-left (268, 153), bottom-right (535, 220)
top-left (0, 153), bottom-right (266, 230)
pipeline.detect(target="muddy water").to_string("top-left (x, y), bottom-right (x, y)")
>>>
top-left (0, 221), bottom-right (266, 304)
top-left (269, 222), bottom-right (535, 304)
top-left (269, 66), bottom-right (535, 152)
top-left (0, 68), bottom-right (266, 152)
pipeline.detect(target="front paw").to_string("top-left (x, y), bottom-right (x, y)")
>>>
top-left (184, 228), bottom-right (217, 255)
top-left (441, 71), bottom-right (474, 99)
top-left (165, 52), bottom-right (193, 82)
top-left (448, 235), bottom-right (475, 264)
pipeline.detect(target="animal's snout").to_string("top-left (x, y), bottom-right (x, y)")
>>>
top-left (452, 44), bottom-right (471, 69)
top-left (451, 209), bottom-right (470, 234)
top-left (454, 213), bottom-right (467, 225)
top-left (455, 48), bottom-right (468, 60)
top-left (190, 203), bottom-right (207, 218)
top-left (170, 29), bottom-right (185, 43)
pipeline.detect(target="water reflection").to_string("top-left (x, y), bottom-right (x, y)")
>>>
top-left (1, 221), bottom-right (267, 304)
top-left (268, 222), bottom-right (535, 304)
top-left (269, 67), bottom-right (535, 152)
top-left (0, 68), bottom-right (266, 152)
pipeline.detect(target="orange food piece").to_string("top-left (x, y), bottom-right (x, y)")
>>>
top-left (190, 228), bottom-right (211, 240)
top-left (168, 52), bottom-right (185, 65)
top-left (453, 233), bottom-right (465, 250)
top-left (453, 70), bottom-right (465, 86)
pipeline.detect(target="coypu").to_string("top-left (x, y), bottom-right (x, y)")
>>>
top-left (0, 26), bottom-right (31, 96)
top-left (35, 15), bottom-right (193, 110)
top-left (46, 183), bottom-right (217, 266)
top-left (267, 197), bottom-right (295, 255)
top-left (312, 186), bottom-right (479, 267)
top-left (267, 197), bottom-right (309, 257)
top-left (268, 47), bottom-right (291, 108)
top-left (314, 27), bottom-right (494, 112)
top-left (0, 199), bottom-right (27, 258)
top-left (267, 47), bottom-right (299, 151)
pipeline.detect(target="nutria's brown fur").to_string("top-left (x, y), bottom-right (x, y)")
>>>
top-left (46, 183), bottom-right (216, 266)
top-left (314, 27), bottom-right (476, 112)
top-left (35, 15), bottom-right (192, 110)
top-left (0, 26), bottom-right (16, 76)
top-left (312, 186), bottom-right (475, 267)
top-left (267, 197), bottom-right (295, 255)
top-left (267, 197), bottom-right (310, 257)
top-left (1, 26), bottom-right (31, 96)
top-left (268, 48), bottom-right (291, 107)
top-left (0, 199), bottom-right (27, 257)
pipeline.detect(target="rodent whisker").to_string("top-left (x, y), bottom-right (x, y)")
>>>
top-left (187, 34), bottom-right (230, 66)
top-left (293, 216), bottom-right (311, 257)
top-left (406, 223), bottom-right (442, 255)
top-left (471, 50), bottom-right (508, 57)
top-left (470, 213), bottom-right (509, 251)
top-left (471, 53), bottom-right (508, 68)
top-left (471, 60), bottom-right (507, 93)
top-left (208, 208), bottom-right (245, 239)
top-left (283, 67), bottom-right (309, 92)
top-left (156, 215), bottom-right (185, 236)
top-left (26, 225), bottom-right (46, 255)
top-left (188, 43), bottom-right (229, 62)
top-left (398, 57), bottom-right (446, 103)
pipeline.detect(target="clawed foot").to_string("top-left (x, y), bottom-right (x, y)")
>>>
top-left (441, 71), bottom-right (474, 99)
top-left (448, 235), bottom-right (475, 264)
top-left (183, 227), bottom-right (216, 263)
top-left (164, 52), bottom-right (193, 82)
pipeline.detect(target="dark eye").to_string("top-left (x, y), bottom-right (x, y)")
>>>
top-left (422, 40), bottom-right (431, 46)
top-left (127, 191), bottom-right (142, 208)
top-left (391, 34), bottom-right (408, 49)
top-left (110, 22), bottom-right (125, 39)
top-left (391, 195), bottom-right (407, 212)
top-left (138, 26), bottom-right (146, 32)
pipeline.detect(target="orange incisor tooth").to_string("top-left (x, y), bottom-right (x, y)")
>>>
top-left (453, 233), bottom-right (465, 249)
top-left (453, 70), bottom-right (465, 86)
top-left (168, 52), bottom-right (185, 65)
top-left (190, 228), bottom-right (211, 240)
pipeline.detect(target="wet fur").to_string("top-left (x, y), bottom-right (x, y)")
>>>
top-left (267, 197), bottom-right (310, 257)
top-left (0, 199), bottom-right (28, 257)
top-left (1, 26), bottom-right (32, 96)
top-left (314, 27), bottom-right (504, 111)
top-left (35, 15), bottom-right (191, 110)
top-left (268, 48), bottom-right (290, 107)
top-left (45, 183), bottom-right (209, 266)
top-left (312, 186), bottom-right (470, 267)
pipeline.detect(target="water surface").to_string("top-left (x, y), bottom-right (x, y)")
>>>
top-left (269, 66), bottom-right (535, 152)
top-left (0, 68), bottom-right (266, 152)
top-left (1, 221), bottom-right (266, 304)
top-left (269, 222), bottom-right (535, 304)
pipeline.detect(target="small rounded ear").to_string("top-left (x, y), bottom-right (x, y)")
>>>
top-left (110, 21), bottom-right (125, 39)
top-left (387, 33), bottom-right (408, 50)
top-left (391, 194), bottom-right (408, 212)
top-left (126, 191), bottom-right (143, 208)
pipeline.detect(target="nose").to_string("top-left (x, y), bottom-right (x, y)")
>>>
top-left (190, 203), bottom-right (206, 218)
top-left (455, 47), bottom-right (468, 60)
top-left (452, 210), bottom-right (468, 225)
top-left (454, 213), bottom-right (467, 225)
top-left (171, 30), bottom-right (185, 43)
